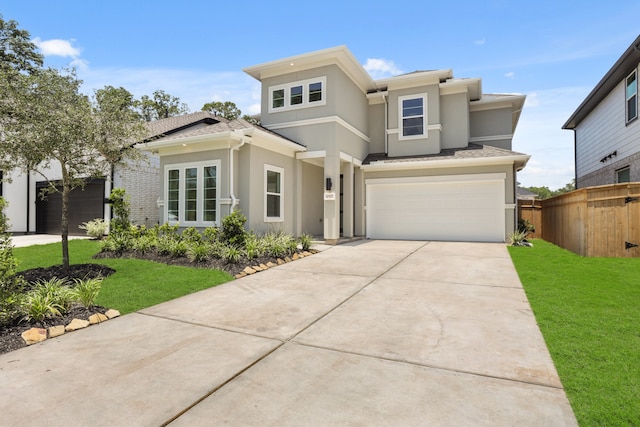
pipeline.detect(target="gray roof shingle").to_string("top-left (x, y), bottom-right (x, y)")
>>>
top-left (363, 143), bottom-right (526, 165)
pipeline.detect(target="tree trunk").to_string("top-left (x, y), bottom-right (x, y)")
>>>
top-left (61, 167), bottom-right (70, 268)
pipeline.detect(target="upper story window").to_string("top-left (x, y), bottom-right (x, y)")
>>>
top-left (626, 70), bottom-right (637, 124)
top-left (398, 93), bottom-right (428, 140)
top-left (165, 160), bottom-right (220, 226)
top-left (268, 77), bottom-right (326, 113)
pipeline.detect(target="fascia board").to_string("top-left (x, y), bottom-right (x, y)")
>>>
top-left (361, 154), bottom-right (531, 172)
top-left (135, 132), bottom-right (236, 152)
top-left (375, 69), bottom-right (453, 91)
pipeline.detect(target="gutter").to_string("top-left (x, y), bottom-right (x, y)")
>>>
top-left (229, 131), bottom-right (248, 212)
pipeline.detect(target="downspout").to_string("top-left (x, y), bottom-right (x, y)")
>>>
top-left (229, 134), bottom-right (248, 212)
top-left (572, 129), bottom-right (578, 189)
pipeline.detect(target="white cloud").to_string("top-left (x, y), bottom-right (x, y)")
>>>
top-left (33, 37), bottom-right (81, 58)
top-left (363, 58), bottom-right (403, 79)
top-left (474, 38), bottom-right (486, 46)
top-left (33, 37), bottom-right (88, 70)
top-left (504, 71), bottom-right (515, 79)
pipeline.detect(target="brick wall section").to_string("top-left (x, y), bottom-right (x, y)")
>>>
top-left (578, 151), bottom-right (640, 188)
top-left (115, 154), bottom-right (160, 227)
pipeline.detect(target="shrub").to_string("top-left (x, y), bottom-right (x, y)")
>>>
top-left (509, 230), bottom-right (531, 246)
top-left (518, 218), bottom-right (535, 236)
top-left (244, 233), bottom-right (264, 259)
top-left (0, 197), bottom-right (26, 325)
top-left (181, 227), bottom-right (202, 243)
top-left (202, 226), bottom-right (220, 243)
top-left (298, 233), bottom-right (313, 251)
top-left (186, 242), bottom-right (212, 263)
top-left (157, 235), bottom-right (174, 255)
top-left (262, 230), bottom-right (297, 257)
top-left (79, 218), bottom-right (107, 239)
top-left (133, 234), bottom-right (157, 254)
top-left (23, 278), bottom-right (75, 322)
top-left (109, 187), bottom-right (131, 234)
top-left (169, 240), bottom-right (189, 258)
top-left (72, 277), bottom-right (102, 308)
top-left (221, 244), bottom-right (243, 264)
top-left (221, 210), bottom-right (247, 247)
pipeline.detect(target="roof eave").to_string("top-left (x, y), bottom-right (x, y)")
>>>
top-left (361, 154), bottom-right (531, 172)
top-left (563, 34), bottom-right (640, 129)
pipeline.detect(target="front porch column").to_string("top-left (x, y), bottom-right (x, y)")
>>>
top-left (354, 166), bottom-right (365, 236)
top-left (341, 160), bottom-right (354, 238)
top-left (323, 155), bottom-right (341, 244)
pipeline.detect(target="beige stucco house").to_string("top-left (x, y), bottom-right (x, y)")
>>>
top-left (139, 46), bottom-right (529, 243)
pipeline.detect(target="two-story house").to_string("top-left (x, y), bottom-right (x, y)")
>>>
top-left (139, 46), bottom-right (529, 243)
top-left (564, 35), bottom-right (640, 188)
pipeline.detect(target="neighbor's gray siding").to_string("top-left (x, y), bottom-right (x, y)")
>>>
top-left (575, 73), bottom-right (640, 185)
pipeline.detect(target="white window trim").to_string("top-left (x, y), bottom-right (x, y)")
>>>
top-left (264, 164), bottom-right (284, 222)
top-left (626, 69), bottom-right (637, 124)
top-left (398, 93), bottom-right (428, 141)
top-left (164, 160), bottom-right (221, 227)
top-left (268, 76), bottom-right (327, 113)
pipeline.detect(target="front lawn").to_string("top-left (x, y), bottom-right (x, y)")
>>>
top-left (14, 239), bottom-right (233, 314)
top-left (508, 240), bottom-right (640, 426)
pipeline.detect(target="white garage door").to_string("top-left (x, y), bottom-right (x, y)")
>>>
top-left (366, 173), bottom-right (506, 242)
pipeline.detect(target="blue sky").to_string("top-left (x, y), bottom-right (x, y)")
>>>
top-left (3, 1), bottom-right (640, 189)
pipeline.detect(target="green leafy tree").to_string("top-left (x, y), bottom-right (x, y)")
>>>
top-left (137, 90), bottom-right (189, 121)
top-left (201, 101), bottom-right (242, 121)
top-left (0, 68), bottom-right (146, 267)
top-left (0, 14), bottom-right (43, 74)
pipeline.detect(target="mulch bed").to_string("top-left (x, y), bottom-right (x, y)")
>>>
top-left (0, 263), bottom-right (113, 356)
top-left (1, 249), bottom-right (313, 356)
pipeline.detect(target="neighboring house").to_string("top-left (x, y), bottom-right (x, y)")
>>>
top-left (563, 35), bottom-right (640, 188)
top-left (516, 186), bottom-right (538, 204)
top-left (138, 46), bottom-right (529, 243)
top-left (1, 114), bottom-right (217, 235)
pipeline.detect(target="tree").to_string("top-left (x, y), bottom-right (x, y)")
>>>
top-left (202, 101), bottom-right (242, 121)
top-left (0, 68), bottom-right (146, 267)
top-left (137, 90), bottom-right (189, 121)
top-left (0, 14), bottom-right (43, 74)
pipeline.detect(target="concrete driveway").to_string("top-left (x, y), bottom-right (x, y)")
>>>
top-left (0, 240), bottom-right (577, 426)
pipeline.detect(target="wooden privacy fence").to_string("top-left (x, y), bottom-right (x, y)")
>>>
top-left (518, 183), bottom-right (640, 257)
top-left (517, 200), bottom-right (542, 239)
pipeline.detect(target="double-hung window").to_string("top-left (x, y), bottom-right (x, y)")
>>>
top-left (165, 161), bottom-right (220, 226)
top-left (264, 165), bottom-right (284, 222)
top-left (399, 93), bottom-right (427, 139)
top-left (626, 70), bottom-right (637, 123)
top-left (269, 77), bottom-right (326, 112)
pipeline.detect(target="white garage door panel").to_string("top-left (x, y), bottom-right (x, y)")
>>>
top-left (367, 177), bottom-right (505, 242)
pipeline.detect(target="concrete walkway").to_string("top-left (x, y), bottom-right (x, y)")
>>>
top-left (0, 240), bottom-right (577, 426)
top-left (11, 234), bottom-right (90, 248)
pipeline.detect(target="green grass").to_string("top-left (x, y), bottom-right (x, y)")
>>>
top-left (508, 240), bottom-right (640, 426)
top-left (14, 240), bottom-right (233, 314)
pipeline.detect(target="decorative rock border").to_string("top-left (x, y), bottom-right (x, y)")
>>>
top-left (20, 309), bottom-right (121, 346)
top-left (233, 250), bottom-right (316, 279)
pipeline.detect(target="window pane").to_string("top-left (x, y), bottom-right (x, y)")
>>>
top-left (402, 98), bottom-right (423, 117)
top-left (267, 194), bottom-right (280, 217)
top-left (267, 170), bottom-right (281, 193)
top-left (167, 169), bottom-right (179, 221)
top-left (291, 85), bottom-right (303, 105)
top-left (403, 117), bottom-right (424, 136)
top-left (309, 82), bottom-right (322, 102)
top-left (628, 95), bottom-right (637, 121)
top-left (185, 167), bottom-right (197, 221)
top-left (627, 73), bottom-right (637, 99)
top-left (617, 168), bottom-right (630, 183)
top-left (272, 89), bottom-right (284, 108)
top-left (203, 166), bottom-right (216, 222)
